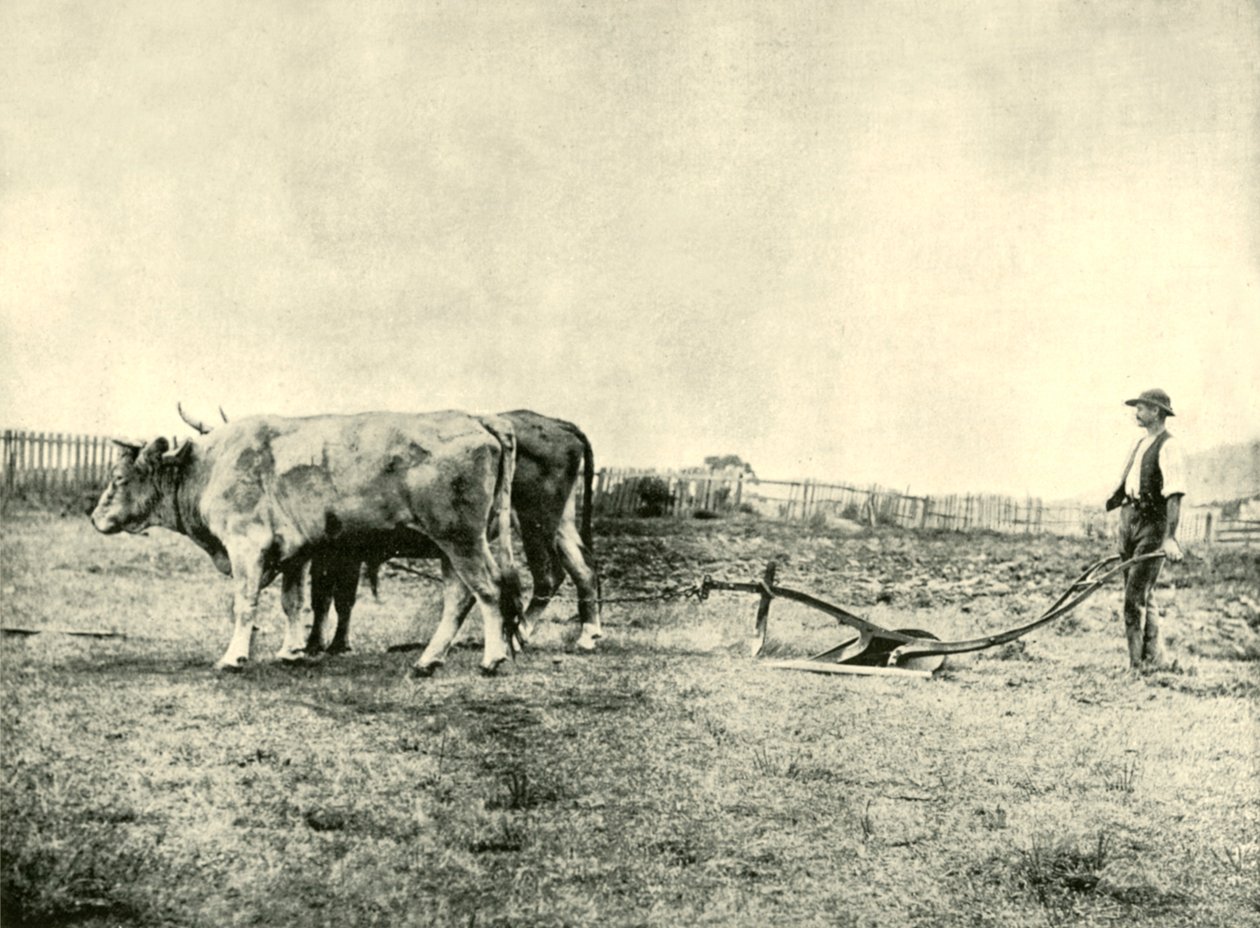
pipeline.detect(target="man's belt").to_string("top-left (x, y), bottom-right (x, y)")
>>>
top-left (1122, 496), bottom-right (1165, 515)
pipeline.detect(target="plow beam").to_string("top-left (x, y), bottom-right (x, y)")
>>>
top-left (701, 571), bottom-right (946, 677)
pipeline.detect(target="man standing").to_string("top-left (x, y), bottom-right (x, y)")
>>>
top-left (1106, 388), bottom-right (1187, 669)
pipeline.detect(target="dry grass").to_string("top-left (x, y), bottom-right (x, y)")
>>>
top-left (2, 511), bottom-right (1257, 927)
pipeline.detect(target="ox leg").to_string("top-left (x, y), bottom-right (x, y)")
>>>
top-left (327, 560), bottom-right (360, 655)
top-left (557, 525), bottom-right (602, 651)
top-left (449, 540), bottom-right (517, 674)
top-left (412, 558), bottom-right (475, 677)
top-left (520, 523), bottom-right (563, 642)
top-left (216, 552), bottom-right (268, 671)
top-left (275, 566), bottom-right (310, 662)
top-left (307, 560), bottom-right (334, 654)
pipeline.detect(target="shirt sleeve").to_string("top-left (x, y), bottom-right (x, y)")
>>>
top-left (1160, 436), bottom-right (1188, 498)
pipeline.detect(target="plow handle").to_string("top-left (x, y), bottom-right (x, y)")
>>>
top-left (887, 551), bottom-right (1167, 663)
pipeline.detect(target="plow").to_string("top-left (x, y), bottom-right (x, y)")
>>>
top-left (693, 551), bottom-right (1167, 679)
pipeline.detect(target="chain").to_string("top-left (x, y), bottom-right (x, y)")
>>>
top-left (383, 562), bottom-right (444, 582)
top-left (380, 560), bottom-right (704, 607)
top-left (575, 583), bottom-right (704, 606)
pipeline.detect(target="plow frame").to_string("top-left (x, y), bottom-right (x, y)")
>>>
top-left (698, 552), bottom-right (1166, 678)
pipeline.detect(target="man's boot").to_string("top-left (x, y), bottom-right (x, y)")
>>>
top-left (1142, 610), bottom-right (1167, 667)
top-left (1125, 624), bottom-right (1145, 669)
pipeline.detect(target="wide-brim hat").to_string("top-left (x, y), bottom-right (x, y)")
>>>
top-left (1125, 388), bottom-right (1174, 416)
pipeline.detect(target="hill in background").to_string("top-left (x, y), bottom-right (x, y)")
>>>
top-left (1187, 439), bottom-right (1260, 504)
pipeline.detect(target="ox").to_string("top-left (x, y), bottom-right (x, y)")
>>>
top-left (90, 411), bottom-right (524, 675)
top-left (305, 409), bottom-right (602, 654)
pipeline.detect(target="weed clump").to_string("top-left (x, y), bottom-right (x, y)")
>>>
top-left (1015, 832), bottom-right (1112, 898)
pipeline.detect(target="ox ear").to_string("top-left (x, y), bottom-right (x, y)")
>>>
top-left (111, 440), bottom-right (143, 463)
top-left (164, 440), bottom-right (194, 469)
top-left (138, 437), bottom-right (170, 472)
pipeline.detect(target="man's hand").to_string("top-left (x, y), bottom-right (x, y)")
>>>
top-left (1161, 537), bottom-right (1184, 563)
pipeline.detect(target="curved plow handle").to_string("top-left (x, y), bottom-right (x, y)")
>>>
top-left (887, 551), bottom-right (1166, 664)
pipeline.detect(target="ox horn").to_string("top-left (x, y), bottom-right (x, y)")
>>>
top-left (177, 402), bottom-right (211, 435)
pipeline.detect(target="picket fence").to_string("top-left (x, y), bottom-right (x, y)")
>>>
top-left (2, 430), bottom-right (119, 511)
top-left (2, 430), bottom-right (1255, 545)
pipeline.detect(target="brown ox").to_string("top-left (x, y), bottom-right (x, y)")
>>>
top-left (90, 411), bottom-right (523, 674)
top-left (305, 409), bottom-right (601, 655)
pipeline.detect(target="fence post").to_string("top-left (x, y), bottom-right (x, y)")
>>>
top-left (3, 430), bottom-right (12, 498)
top-left (19, 431), bottom-right (28, 496)
top-left (54, 432), bottom-right (64, 496)
top-left (36, 432), bottom-right (46, 501)
top-left (1, 430), bottom-right (10, 511)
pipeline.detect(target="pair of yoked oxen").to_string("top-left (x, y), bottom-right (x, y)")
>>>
top-left (91, 407), bottom-right (600, 675)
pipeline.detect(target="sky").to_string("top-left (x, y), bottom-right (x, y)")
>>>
top-left (2, 0), bottom-right (1257, 500)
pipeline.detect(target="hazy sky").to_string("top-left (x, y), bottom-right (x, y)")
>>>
top-left (2, 0), bottom-right (1257, 499)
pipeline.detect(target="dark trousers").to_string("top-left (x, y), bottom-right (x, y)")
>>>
top-left (1118, 504), bottom-right (1167, 667)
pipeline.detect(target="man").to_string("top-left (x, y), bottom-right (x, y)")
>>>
top-left (1105, 388), bottom-right (1186, 669)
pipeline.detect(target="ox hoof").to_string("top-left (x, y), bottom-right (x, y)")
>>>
top-left (327, 642), bottom-right (352, 656)
top-left (479, 659), bottom-right (507, 677)
top-left (276, 649), bottom-right (307, 663)
top-left (409, 662), bottom-right (442, 680)
top-left (214, 657), bottom-right (249, 673)
top-left (575, 627), bottom-right (603, 652)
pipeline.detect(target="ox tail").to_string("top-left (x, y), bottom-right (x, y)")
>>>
top-left (577, 426), bottom-right (596, 557)
top-left (565, 421), bottom-right (601, 621)
top-left (554, 418), bottom-right (597, 556)
top-left (480, 417), bottom-right (525, 652)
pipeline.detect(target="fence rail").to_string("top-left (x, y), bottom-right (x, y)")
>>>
top-left (3, 429), bottom-right (1254, 545)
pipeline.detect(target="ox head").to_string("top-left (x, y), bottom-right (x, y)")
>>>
top-left (90, 437), bottom-right (193, 534)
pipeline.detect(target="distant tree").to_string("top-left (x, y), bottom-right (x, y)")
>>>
top-left (635, 476), bottom-right (674, 517)
top-left (703, 454), bottom-right (757, 479)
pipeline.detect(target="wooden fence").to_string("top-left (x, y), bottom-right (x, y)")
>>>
top-left (593, 468), bottom-right (1253, 544)
top-left (2, 430), bottom-right (118, 510)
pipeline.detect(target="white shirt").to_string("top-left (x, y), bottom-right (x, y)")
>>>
top-left (1122, 432), bottom-right (1187, 499)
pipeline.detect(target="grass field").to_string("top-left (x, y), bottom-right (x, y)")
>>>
top-left (2, 511), bottom-right (1257, 927)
